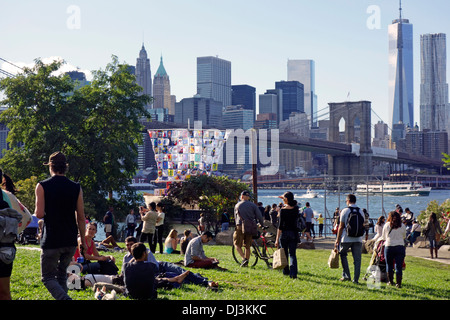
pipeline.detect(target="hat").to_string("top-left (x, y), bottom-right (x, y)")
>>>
top-left (44, 151), bottom-right (67, 165)
top-left (240, 190), bottom-right (250, 197)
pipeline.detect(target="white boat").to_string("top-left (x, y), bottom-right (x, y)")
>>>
top-left (356, 182), bottom-right (431, 196)
top-left (300, 188), bottom-right (319, 198)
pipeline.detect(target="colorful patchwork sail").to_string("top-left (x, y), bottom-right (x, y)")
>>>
top-left (148, 129), bottom-right (230, 182)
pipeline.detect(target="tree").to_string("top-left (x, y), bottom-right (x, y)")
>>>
top-left (0, 56), bottom-right (151, 219)
top-left (166, 175), bottom-right (251, 233)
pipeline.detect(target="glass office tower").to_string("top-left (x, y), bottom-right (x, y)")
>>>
top-left (275, 81), bottom-right (304, 122)
top-left (197, 56), bottom-right (231, 108)
top-left (388, 13), bottom-right (414, 132)
top-left (420, 33), bottom-right (448, 132)
top-left (287, 59), bottom-right (318, 127)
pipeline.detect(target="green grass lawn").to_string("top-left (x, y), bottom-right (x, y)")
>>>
top-left (10, 244), bottom-right (450, 301)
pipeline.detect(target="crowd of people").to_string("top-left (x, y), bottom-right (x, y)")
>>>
top-left (1, 151), bottom-right (450, 300)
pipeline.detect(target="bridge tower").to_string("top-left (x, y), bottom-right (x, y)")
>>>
top-left (328, 101), bottom-right (373, 176)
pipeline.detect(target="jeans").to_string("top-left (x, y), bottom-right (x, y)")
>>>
top-left (40, 246), bottom-right (77, 300)
top-left (221, 222), bottom-right (229, 232)
top-left (338, 241), bottom-right (362, 282)
top-left (385, 245), bottom-right (405, 277)
top-left (153, 225), bottom-right (164, 253)
top-left (158, 261), bottom-right (209, 286)
top-left (280, 230), bottom-right (298, 278)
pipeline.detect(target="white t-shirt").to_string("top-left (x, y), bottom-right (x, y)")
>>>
top-left (382, 222), bottom-right (406, 247)
top-left (156, 211), bottom-right (165, 227)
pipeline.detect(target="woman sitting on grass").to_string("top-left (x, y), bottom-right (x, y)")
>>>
top-left (164, 229), bottom-right (180, 254)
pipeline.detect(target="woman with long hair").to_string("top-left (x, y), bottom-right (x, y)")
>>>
top-left (164, 229), bottom-right (180, 254)
top-left (382, 211), bottom-right (406, 288)
top-left (275, 191), bottom-right (299, 279)
top-left (424, 212), bottom-right (442, 259)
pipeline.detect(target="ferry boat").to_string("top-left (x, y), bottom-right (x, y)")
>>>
top-left (356, 182), bottom-right (431, 196)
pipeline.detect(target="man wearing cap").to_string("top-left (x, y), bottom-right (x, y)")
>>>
top-left (233, 191), bottom-right (264, 267)
top-left (35, 151), bottom-right (87, 300)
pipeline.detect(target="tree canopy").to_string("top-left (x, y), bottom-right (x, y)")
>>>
top-left (0, 56), bottom-right (151, 218)
top-left (166, 175), bottom-right (251, 232)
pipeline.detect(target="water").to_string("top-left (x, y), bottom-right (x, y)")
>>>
top-left (95, 188), bottom-right (449, 240)
top-left (256, 188), bottom-right (450, 220)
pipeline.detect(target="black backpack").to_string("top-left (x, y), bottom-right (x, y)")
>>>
top-left (297, 210), bottom-right (306, 232)
top-left (345, 206), bottom-right (365, 237)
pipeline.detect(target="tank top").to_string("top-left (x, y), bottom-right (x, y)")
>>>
top-left (40, 175), bottom-right (81, 249)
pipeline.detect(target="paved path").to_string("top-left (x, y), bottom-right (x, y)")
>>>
top-left (311, 236), bottom-right (450, 265)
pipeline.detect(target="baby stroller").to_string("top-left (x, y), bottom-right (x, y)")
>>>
top-left (363, 239), bottom-right (387, 285)
top-left (18, 225), bottom-right (39, 245)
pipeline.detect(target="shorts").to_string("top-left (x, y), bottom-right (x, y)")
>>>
top-left (233, 225), bottom-right (253, 249)
top-left (0, 260), bottom-right (13, 278)
top-left (0, 244), bottom-right (16, 278)
top-left (104, 224), bottom-right (112, 233)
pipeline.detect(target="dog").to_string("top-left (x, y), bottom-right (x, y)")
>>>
top-left (94, 285), bottom-right (117, 300)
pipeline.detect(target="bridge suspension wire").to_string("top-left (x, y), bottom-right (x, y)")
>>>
top-left (0, 57), bottom-right (26, 79)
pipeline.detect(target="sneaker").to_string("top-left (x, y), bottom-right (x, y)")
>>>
top-left (240, 259), bottom-right (249, 267)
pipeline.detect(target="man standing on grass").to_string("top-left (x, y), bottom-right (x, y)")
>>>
top-left (35, 151), bottom-right (87, 300)
top-left (233, 191), bottom-right (264, 267)
top-left (334, 194), bottom-right (365, 284)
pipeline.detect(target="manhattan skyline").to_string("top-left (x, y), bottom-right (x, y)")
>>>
top-left (1, 0), bottom-right (449, 132)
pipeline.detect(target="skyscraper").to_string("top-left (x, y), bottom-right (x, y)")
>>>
top-left (420, 33), bottom-right (449, 132)
top-left (153, 55), bottom-right (175, 115)
top-left (287, 59), bottom-right (318, 127)
top-left (174, 96), bottom-right (223, 128)
top-left (197, 56), bottom-right (231, 108)
top-left (275, 81), bottom-right (304, 122)
top-left (388, 2), bottom-right (414, 133)
top-left (231, 85), bottom-right (256, 120)
top-left (136, 44), bottom-right (152, 109)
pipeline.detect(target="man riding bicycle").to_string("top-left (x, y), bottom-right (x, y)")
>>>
top-left (233, 191), bottom-right (264, 267)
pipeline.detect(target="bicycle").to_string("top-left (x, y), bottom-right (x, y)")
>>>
top-left (232, 226), bottom-right (276, 268)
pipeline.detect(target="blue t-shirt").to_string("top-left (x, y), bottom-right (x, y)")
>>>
top-left (303, 207), bottom-right (314, 223)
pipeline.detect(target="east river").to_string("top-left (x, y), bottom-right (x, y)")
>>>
top-left (256, 188), bottom-right (450, 221)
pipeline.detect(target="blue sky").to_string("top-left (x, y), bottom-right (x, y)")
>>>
top-left (1, 0), bottom-right (450, 130)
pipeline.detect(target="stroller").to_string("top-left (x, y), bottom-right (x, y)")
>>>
top-left (363, 239), bottom-right (387, 285)
top-left (18, 215), bottom-right (40, 245)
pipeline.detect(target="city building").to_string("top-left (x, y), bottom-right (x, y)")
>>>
top-left (148, 107), bottom-right (174, 123)
top-left (287, 59), bottom-right (318, 127)
top-left (402, 128), bottom-right (448, 158)
top-left (372, 120), bottom-right (391, 149)
top-left (258, 89), bottom-right (282, 124)
top-left (153, 55), bottom-right (175, 115)
top-left (174, 95), bottom-right (222, 128)
top-left (420, 33), bottom-right (449, 133)
top-left (254, 113), bottom-right (277, 130)
top-left (196, 56), bottom-right (231, 108)
top-left (388, 3), bottom-right (414, 133)
top-left (275, 81), bottom-right (304, 122)
top-left (231, 85), bottom-right (256, 120)
top-left (222, 105), bottom-right (254, 130)
top-left (136, 44), bottom-right (152, 110)
top-left (65, 70), bottom-right (90, 90)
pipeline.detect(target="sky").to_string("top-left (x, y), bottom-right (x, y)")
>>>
top-left (1, 0), bottom-right (450, 131)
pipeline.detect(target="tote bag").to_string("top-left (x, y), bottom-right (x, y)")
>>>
top-left (328, 249), bottom-right (339, 269)
top-left (273, 248), bottom-right (288, 270)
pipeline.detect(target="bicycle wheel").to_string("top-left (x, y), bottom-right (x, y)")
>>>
top-left (231, 244), bottom-right (258, 267)
top-left (261, 240), bottom-right (276, 268)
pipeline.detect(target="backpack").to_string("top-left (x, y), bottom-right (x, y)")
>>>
top-left (297, 212), bottom-right (306, 232)
top-left (345, 206), bottom-right (365, 237)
